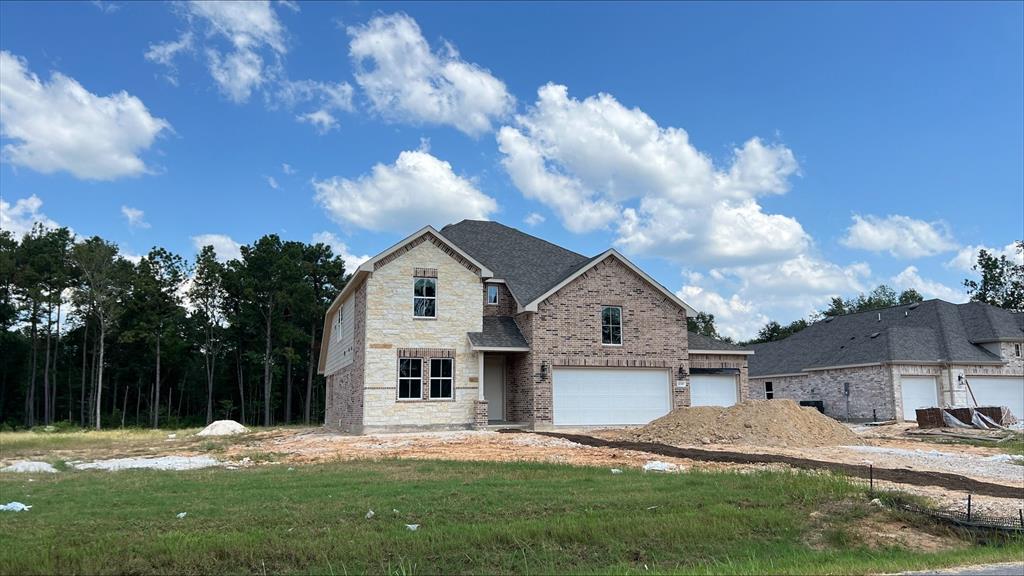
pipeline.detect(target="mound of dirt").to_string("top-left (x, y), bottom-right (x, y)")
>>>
top-left (620, 400), bottom-right (861, 448)
top-left (196, 420), bottom-right (248, 437)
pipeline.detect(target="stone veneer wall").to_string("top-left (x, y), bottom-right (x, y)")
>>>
top-left (689, 353), bottom-right (750, 404)
top-left (324, 280), bottom-right (367, 432)
top-left (482, 283), bottom-right (518, 317)
top-left (360, 239), bottom-right (483, 432)
top-left (523, 258), bottom-right (689, 428)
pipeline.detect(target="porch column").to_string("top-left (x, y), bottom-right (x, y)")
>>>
top-left (478, 351), bottom-right (485, 400)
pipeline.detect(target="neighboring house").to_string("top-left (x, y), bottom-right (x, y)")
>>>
top-left (317, 220), bottom-right (751, 433)
top-left (748, 300), bottom-right (1024, 421)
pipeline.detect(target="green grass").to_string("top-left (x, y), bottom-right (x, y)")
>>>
top-left (1, 460), bottom-right (1021, 575)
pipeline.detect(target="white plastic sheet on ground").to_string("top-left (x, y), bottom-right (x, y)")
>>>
top-left (0, 502), bottom-right (31, 512)
top-left (642, 460), bottom-right (679, 473)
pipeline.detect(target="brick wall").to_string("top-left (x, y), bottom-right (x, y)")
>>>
top-left (324, 280), bottom-right (367, 431)
top-left (523, 257), bottom-right (689, 427)
top-left (482, 282), bottom-right (518, 316)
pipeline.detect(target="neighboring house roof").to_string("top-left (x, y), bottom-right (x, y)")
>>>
top-left (748, 300), bottom-right (1021, 377)
top-left (467, 317), bottom-right (530, 351)
top-left (688, 332), bottom-right (753, 354)
top-left (442, 220), bottom-right (697, 315)
top-left (441, 220), bottom-right (592, 305)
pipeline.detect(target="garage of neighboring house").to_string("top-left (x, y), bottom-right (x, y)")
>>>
top-left (900, 376), bottom-right (940, 421)
top-left (552, 367), bottom-right (671, 426)
top-left (690, 371), bottom-right (740, 407)
top-left (966, 376), bottom-right (1024, 419)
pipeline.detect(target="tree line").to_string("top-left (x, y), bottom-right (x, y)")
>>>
top-left (688, 241), bottom-right (1024, 345)
top-left (1, 226), bottom-right (346, 430)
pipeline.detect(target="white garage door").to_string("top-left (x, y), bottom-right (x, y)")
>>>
top-left (967, 376), bottom-right (1024, 419)
top-left (690, 373), bottom-right (738, 407)
top-left (552, 368), bottom-right (670, 426)
top-left (901, 376), bottom-right (938, 421)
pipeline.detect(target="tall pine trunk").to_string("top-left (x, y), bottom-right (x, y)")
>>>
top-left (305, 322), bottom-right (315, 424)
top-left (53, 300), bottom-right (62, 423)
top-left (94, 322), bottom-right (105, 430)
top-left (263, 314), bottom-right (272, 427)
top-left (285, 353), bottom-right (292, 424)
top-left (80, 322), bottom-right (88, 426)
top-left (153, 334), bottom-right (161, 428)
top-left (26, 318), bottom-right (38, 427)
top-left (42, 303), bottom-right (52, 425)
top-left (205, 328), bottom-right (215, 424)
top-left (236, 351), bottom-right (246, 425)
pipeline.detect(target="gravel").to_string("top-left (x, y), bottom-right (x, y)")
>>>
top-left (71, 456), bottom-right (220, 471)
top-left (845, 445), bottom-right (1024, 483)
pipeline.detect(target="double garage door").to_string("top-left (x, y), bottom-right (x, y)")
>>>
top-left (551, 368), bottom-right (740, 426)
top-left (900, 375), bottom-right (1024, 421)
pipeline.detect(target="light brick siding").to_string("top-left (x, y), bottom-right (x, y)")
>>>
top-left (482, 283), bottom-right (518, 316)
top-left (325, 280), bottom-right (367, 431)
top-left (360, 239), bottom-right (483, 432)
top-left (690, 353), bottom-right (750, 403)
top-left (518, 258), bottom-right (689, 427)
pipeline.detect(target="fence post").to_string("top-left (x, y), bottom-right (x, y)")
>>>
top-left (1019, 509), bottom-right (1022, 529)
top-left (967, 494), bottom-right (972, 522)
top-left (869, 464), bottom-right (874, 495)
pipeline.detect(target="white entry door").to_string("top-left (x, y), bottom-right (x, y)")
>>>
top-left (967, 376), bottom-right (1024, 419)
top-left (483, 356), bottom-right (505, 421)
top-left (552, 367), bottom-right (671, 426)
top-left (690, 374), bottom-right (739, 407)
top-left (901, 376), bottom-right (938, 421)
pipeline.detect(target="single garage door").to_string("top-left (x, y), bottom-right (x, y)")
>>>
top-left (901, 376), bottom-right (938, 421)
top-left (552, 367), bottom-right (670, 426)
top-left (690, 373), bottom-right (738, 407)
top-left (967, 376), bottom-right (1024, 420)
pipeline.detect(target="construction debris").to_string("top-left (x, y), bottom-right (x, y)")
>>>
top-left (196, 420), bottom-right (249, 437)
top-left (642, 460), bottom-right (680, 473)
top-left (916, 406), bottom-right (1017, 429)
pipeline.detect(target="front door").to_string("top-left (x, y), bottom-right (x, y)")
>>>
top-left (483, 356), bottom-right (505, 421)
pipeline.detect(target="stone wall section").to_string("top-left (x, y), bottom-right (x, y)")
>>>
top-left (750, 365), bottom-right (894, 420)
top-left (360, 239), bottom-right (483, 431)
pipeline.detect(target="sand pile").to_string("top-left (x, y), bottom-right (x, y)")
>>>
top-left (196, 420), bottom-right (248, 437)
top-left (621, 400), bottom-right (861, 448)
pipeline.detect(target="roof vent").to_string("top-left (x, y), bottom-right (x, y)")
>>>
top-left (908, 303), bottom-right (920, 310)
top-left (877, 312), bottom-right (881, 321)
top-left (870, 332), bottom-right (880, 338)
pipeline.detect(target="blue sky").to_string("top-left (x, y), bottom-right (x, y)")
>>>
top-left (1, 1), bottom-right (1021, 339)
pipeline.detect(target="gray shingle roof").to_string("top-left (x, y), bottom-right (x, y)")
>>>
top-left (688, 332), bottom-right (748, 352)
top-left (468, 317), bottom-right (530, 349)
top-left (441, 220), bottom-right (592, 305)
top-left (748, 300), bottom-right (1020, 377)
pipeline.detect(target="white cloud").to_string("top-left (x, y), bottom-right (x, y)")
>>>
top-left (348, 13), bottom-right (514, 136)
top-left (91, 1), bottom-right (120, 13)
top-left (946, 243), bottom-right (1024, 272)
top-left (524, 212), bottom-right (545, 226)
top-left (121, 251), bottom-right (144, 265)
top-left (191, 233), bottom-right (242, 262)
top-left (497, 84), bottom-right (805, 264)
top-left (120, 206), bottom-right (151, 229)
top-left (891, 266), bottom-right (965, 302)
top-left (281, 162), bottom-right (295, 175)
top-left (841, 214), bottom-right (957, 258)
top-left (145, 31), bottom-right (193, 68)
top-left (266, 175), bottom-right (280, 189)
top-left (0, 51), bottom-right (170, 180)
top-left (677, 285), bottom-right (769, 341)
top-left (0, 195), bottom-right (61, 239)
top-left (296, 109), bottom-right (338, 133)
top-left (311, 231), bottom-right (370, 269)
top-left (313, 150), bottom-right (498, 233)
top-left (277, 0), bottom-right (299, 12)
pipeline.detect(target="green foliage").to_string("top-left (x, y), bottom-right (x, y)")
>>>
top-left (963, 241), bottom-right (1024, 311)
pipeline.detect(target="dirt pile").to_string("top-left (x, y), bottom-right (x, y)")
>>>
top-left (196, 420), bottom-right (248, 437)
top-left (619, 400), bottom-right (861, 448)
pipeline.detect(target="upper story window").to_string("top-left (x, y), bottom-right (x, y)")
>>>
top-left (601, 306), bottom-right (622, 345)
top-left (430, 358), bottom-right (454, 399)
top-left (486, 285), bottom-right (499, 305)
top-left (333, 308), bottom-right (343, 343)
top-left (398, 358), bottom-right (422, 399)
top-left (414, 277), bottom-right (436, 318)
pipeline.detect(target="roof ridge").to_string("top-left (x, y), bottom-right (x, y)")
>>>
top-left (817, 298), bottom-right (944, 322)
top-left (445, 219), bottom-right (590, 260)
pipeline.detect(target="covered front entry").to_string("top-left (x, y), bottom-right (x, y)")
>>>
top-left (483, 356), bottom-right (506, 421)
top-left (552, 367), bottom-right (671, 426)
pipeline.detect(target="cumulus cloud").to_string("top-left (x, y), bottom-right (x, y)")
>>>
top-left (121, 206), bottom-right (150, 229)
top-left (676, 285), bottom-right (769, 341)
top-left (891, 266), bottom-right (965, 302)
top-left (311, 231), bottom-right (370, 269)
top-left (348, 13), bottom-right (514, 136)
top-left (312, 150), bottom-right (497, 233)
top-left (0, 51), bottom-right (170, 180)
top-left (841, 214), bottom-right (957, 258)
top-left (144, 31), bottom-right (194, 83)
top-left (191, 233), bottom-right (242, 262)
top-left (497, 84), bottom-right (804, 263)
top-left (296, 109), bottom-right (338, 133)
top-left (524, 212), bottom-right (545, 226)
top-left (946, 243), bottom-right (1024, 272)
top-left (1, 195), bottom-right (61, 239)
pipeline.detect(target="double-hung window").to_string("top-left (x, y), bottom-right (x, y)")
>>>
top-left (414, 277), bottom-right (436, 318)
top-left (398, 358), bottom-right (422, 399)
top-left (430, 358), bottom-right (453, 399)
top-left (486, 285), bottom-right (499, 305)
top-left (601, 306), bottom-right (622, 345)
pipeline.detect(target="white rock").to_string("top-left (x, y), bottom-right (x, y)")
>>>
top-left (72, 456), bottom-right (219, 471)
top-left (176, 512), bottom-right (187, 519)
top-left (365, 509), bottom-right (375, 519)
top-left (610, 468), bottom-right (623, 474)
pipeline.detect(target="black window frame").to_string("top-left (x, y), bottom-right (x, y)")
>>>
top-left (413, 277), bottom-right (437, 318)
top-left (764, 381), bottom-right (774, 400)
top-left (601, 306), bottom-right (622, 345)
top-left (398, 358), bottom-right (423, 400)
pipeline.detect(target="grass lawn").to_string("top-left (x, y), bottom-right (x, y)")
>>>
top-left (1, 460), bottom-right (1021, 575)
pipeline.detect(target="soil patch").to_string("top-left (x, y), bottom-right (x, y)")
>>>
top-left (616, 400), bottom-right (861, 448)
top-left (511, 430), bottom-right (1024, 499)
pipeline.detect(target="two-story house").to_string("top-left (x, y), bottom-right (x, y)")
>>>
top-left (318, 220), bottom-right (751, 433)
